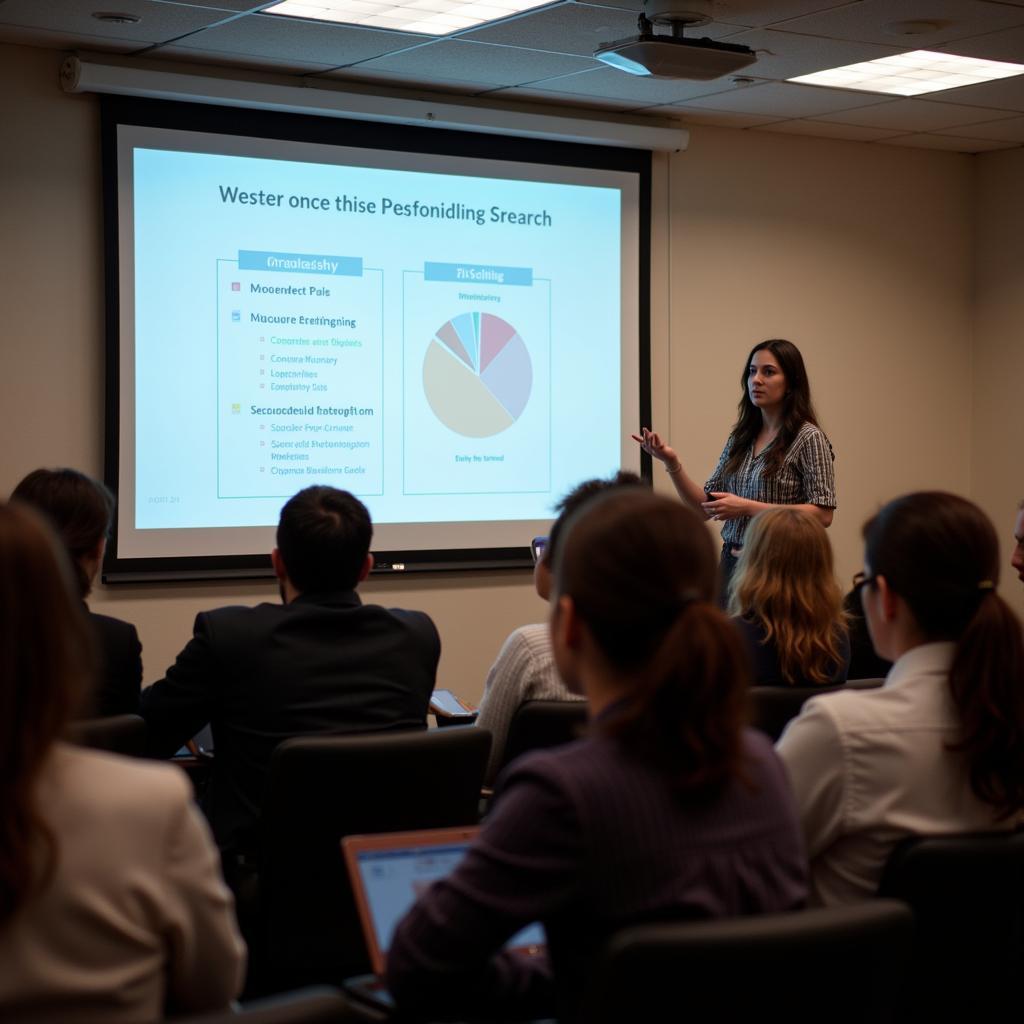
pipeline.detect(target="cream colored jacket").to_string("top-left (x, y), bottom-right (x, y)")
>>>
top-left (0, 744), bottom-right (245, 1022)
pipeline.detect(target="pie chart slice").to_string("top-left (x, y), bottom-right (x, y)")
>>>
top-left (423, 313), bottom-right (532, 438)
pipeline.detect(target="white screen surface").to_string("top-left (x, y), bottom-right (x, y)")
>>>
top-left (112, 117), bottom-right (645, 569)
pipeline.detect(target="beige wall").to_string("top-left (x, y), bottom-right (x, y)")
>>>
top-left (973, 148), bottom-right (1024, 619)
top-left (660, 126), bottom-right (975, 592)
top-left (1, 41), bottom-right (1013, 698)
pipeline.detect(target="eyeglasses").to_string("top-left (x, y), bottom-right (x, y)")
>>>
top-left (531, 537), bottom-right (548, 565)
top-left (852, 571), bottom-right (877, 594)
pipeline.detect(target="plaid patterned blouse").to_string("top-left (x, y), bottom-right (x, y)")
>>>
top-left (705, 421), bottom-right (836, 548)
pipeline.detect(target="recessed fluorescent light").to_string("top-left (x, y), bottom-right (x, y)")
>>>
top-left (788, 50), bottom-right (1024, 97)
top-left (264, 0), bottom-right (553, 35)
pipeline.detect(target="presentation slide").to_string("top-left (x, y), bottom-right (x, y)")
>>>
top-left (112, 117), bottom-right (643, 568)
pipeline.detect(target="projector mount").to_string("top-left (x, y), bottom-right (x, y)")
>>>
top-left (594, 0), bottom-right (758, 80)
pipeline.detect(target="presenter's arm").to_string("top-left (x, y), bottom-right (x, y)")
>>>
top-left (703, 495), bottom-right (834, 527)
top-left (140, 614), bottom-right (218, 758)
top-left (703, 425), bottom-right (835, 527)
top-left (631, 428), bottom-right (710, 515)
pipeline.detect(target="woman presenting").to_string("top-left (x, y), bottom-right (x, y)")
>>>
top-left (634, 338), bottom-right (836, 587)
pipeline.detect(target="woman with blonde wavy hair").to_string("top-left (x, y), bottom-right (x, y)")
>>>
top-left (728, 507), bottom-right (850, 687)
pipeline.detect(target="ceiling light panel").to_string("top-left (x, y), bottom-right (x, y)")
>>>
top-left (788, 50), bottom-right (1024, 97)
top-left (265, 0), bottom-right (552, 35)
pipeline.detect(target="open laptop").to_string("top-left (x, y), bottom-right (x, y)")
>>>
top-left (341, 826), bottom-right (545, 1009)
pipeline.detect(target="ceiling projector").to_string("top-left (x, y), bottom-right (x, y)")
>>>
top-left (595, 0), bottom-right (757, 80)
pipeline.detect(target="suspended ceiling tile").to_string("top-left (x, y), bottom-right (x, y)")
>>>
top-left (815, 97), bottom-right (1019, 131)
top-left (354, 39), bottom-right (599, 87)
top-left (0, 23), bottom-right (146, 50)
top-left (152, 43), bottom-right (339, 72)
top-left (721, 27), bottom-right (905, 80)
top-left (659, 107), bottom-right (784, 127)
top-left (674, 80), bottom-right (890, 117)
top-left (706, 0), bottom-right (862, 31)
top-left (0, 0), bottom-right (236, 45)
top-left (494, 84), bottom-right (653, 109)
top-left (879, 132), bottom-right (1017, 151)
top-left (773, 0), bottom-right (1024, 48)
top-left (460, 4), bottom-right (641, 57)
top-left (935, 114), bottom-right (1024, 141)
top-left (150, 1), bottom-right (275, 11)
top-left (326, 66), bottom-right (497, 92)
top-left (753, 118), bottom-right (904, 141)
top-left (923, 75), bottom-right (1024, 111)
top-left (508, 65), bottom-right (737, 103)
top-left (163, 11), bottom-right (423, 64)
top-left (938, 24), bottom-right (1024, 62)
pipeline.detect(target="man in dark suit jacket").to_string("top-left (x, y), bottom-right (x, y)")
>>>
top-left (141, 486), bottom-right (440, 855)
top-left (89, 609), bottom-right (143, 716)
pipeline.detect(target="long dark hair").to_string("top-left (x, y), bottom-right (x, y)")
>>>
top-left (0, 504), bottom-right (94, 923)
top-left (863, 492), bottom-right (1024, 818)
top-left (554, 490), bottom-right (750, 797)
top-left (724, 339), bottom-right (821, 477)
top-left (11, 468), bottom-right (114, 598)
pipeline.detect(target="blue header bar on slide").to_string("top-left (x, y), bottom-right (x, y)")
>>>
top-left (238, 250), bottom-right (363, 276)
top-left (424, 262), bottom-right (532, 286)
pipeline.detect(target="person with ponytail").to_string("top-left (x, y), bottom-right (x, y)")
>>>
top-left (633, 339), bottom-right (836, 593)
top-left (11, 467), bottom-right (143, 717)
top-left (386, 490), bottom-right (806, 1022)
top-left (728, 507), bottom-right (850, 687)
top-left (0, 503), bottom-right (244, 1021)
top-left (778, 491), bottom-right (1024, 906)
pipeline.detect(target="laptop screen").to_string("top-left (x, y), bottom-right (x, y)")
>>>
top-left (346, 829), bottom-right (545, 973)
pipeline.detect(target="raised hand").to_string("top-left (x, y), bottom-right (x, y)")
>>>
top-left (631, 427), bottom-right (680, 469)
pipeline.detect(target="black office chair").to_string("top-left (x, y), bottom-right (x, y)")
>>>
top-left (583, 901), bottom-right (914, 1024)
top-left (259, 728), bottom-right (491, 992)
top-left (500, 699), bottom-right (588, 771)
top-left (750, 685), bottom-right (843, 742)
top-left (169, 986), bottom-right (375, 1023)
top-left (879, 829), bottom-right (1024, 1020)
top-left (67, 713), bottom-right (147, 756)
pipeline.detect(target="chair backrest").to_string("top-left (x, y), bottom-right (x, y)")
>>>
top-left (878, 829), bottom-right (1024, 1017)
top-left (260, 727), bottom-right (491, 989)
top-left (501, 699), bottom-right (588, 770)
top-left (750, 685), bottom-right (842, 742)
top-left (67, 714), bottom-right (147, 757)
top-left (169, 985), bottom-right (357, 1023)
top-left (583, 901), bottom-right (914, 1024)
top-left (846, 676), bottom-right (886, 689)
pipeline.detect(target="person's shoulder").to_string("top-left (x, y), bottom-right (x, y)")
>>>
top-left (88, 609), bottom-right (138, 638)
top-left (50, 743), bottom-right (191, 814)
top-left (376, 605), bottom-right (438, 632)
top-left (502, 622), bottom-right (552, 658)
top-left (793, 421), bottom-right (831, 445)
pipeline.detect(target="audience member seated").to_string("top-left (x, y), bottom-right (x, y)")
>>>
top-left (1012, 498), bottom-right (1024, 584)
top-left (0, 502), bottom-right (244, 1022)
top-left (777, 491), bottom-right (1024, 906)
top-left (386, 490), bottom-right (807, 1023)
top-left (140, 486), bottom-right (440, 859)
top-left (728, 507), bottom-right (850, 686)
top-left (11, 468), bottom-right (142, 717)
top-left (841, 585), bottom-right (892, 680)
top-left (476, 472), bottom-right (643, 784)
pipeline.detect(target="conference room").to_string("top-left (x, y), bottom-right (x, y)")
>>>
top-left (1, 0), bottom-right (1023, 1018)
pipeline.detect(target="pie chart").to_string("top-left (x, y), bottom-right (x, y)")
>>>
top-left (423, 312), bottom-right (532, 438)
